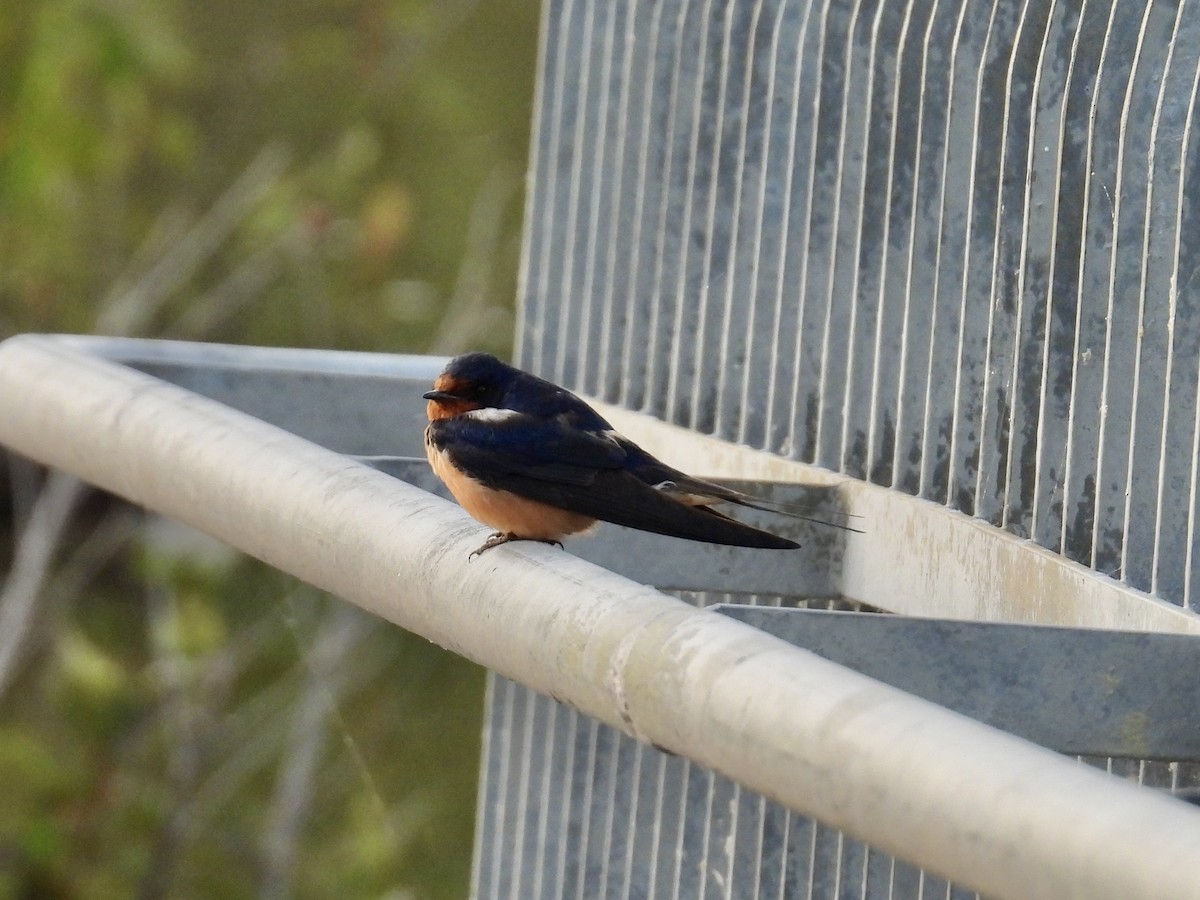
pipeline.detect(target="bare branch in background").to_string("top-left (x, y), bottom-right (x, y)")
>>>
top-left (50, 505), bottom-right (142, 600)
top-left (0, 144), bottom-right (293, 708)
top-left (127, 590), bottom-right (392, 900)
top-left (429, 162), bottom-right (519, 356)
top-left (187, 600), bottom-right (391, 824)
top-left (96, 143), bottom-right (291, 337)
top-left (136, 584), bottom-right (207, 900)
top-left (0, 504), bottom-right (143, 693)
top-left (0, 471), bottom-right (85, 702)
top-left (116, 204), bottom-right (197, 293)
top-left (164, 231), bottom-right (291, 340)
top-left (374, 0), bottom-right (484, 90)
top-left (258, 603), bottom-right (374, 900)
top-left (5, 453), bottom-right (44, 538)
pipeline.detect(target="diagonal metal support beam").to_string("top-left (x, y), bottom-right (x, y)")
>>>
top-left (718, 605), bottom-right (1200, 759)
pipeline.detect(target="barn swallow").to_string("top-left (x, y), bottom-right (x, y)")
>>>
top-left (424, 352), bottom-right (854, 556)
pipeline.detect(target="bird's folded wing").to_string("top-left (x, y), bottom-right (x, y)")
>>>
top-left (431, 416), bottom-right (797, 548)
top-left (429, 414), bottom-right (625, 486)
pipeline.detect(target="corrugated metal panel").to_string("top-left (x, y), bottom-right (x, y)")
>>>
top-left (487, 0), bottom-right (1200, 896)
top-left (472, 624), bottom-right (1200, 900)
top-left (517, 0), bottom-right (1200, 611)
top-left (472, 602), bottom-right (1200, 899)
top-left (473, 601), bottom-right (997, 900)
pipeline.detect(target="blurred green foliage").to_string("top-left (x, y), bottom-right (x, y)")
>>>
top-left (0, 0), bottom-right (539, 897)
top-left (0, 0), bottom-right (534, 353)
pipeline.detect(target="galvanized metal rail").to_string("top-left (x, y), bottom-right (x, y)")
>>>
top-left (1, 333), bottom-right (1199, 899)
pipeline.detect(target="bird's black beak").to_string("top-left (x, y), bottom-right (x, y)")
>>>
top-left (423, 390), bottom-right (459, 403)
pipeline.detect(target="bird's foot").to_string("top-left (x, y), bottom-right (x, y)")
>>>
top-left (470, 532), bottom-right (512, 558)
top-left (469, 533), bottom-right (564, 558)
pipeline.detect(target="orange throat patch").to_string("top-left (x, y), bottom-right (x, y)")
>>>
top-left (425, 374), bottom-right (480, 421)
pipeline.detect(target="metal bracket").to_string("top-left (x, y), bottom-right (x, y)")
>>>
top-left (29, 335), bottom-right (1200, 766)
top-left (359, 456), bottom-right (844, 594)
top-left (58, 336), bottom-right (849, 596)
top-left (717, 604), bottom-right (1200, 760)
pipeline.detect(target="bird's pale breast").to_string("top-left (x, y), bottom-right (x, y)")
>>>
top-left (425, 430), bottom-right (596, 540)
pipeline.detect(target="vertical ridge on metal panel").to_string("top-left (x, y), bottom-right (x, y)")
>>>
top-left (473, 675), bottom-right (995, 900)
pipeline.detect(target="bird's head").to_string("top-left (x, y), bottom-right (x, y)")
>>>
top-left (423, 352), bottom-right (520, 420)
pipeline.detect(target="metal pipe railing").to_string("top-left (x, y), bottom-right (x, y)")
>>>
top-left (1, 333), bottom-right (1198, 900)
